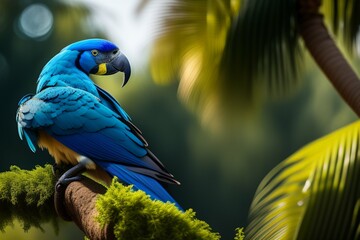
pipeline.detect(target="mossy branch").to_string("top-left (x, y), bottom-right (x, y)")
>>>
top-left (0, 165), bottom-right (243, 239)
top-left (96, 179), bottom-right (220, 240)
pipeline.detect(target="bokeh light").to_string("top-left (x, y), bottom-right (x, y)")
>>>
top-left (18, 3), bottom-right (53, 40)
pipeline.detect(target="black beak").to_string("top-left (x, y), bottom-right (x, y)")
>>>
top-left (106, 52), bottom-right (131, 87)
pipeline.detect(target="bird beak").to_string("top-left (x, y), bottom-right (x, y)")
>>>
top-left (106, 52), bottom-right (131, 87)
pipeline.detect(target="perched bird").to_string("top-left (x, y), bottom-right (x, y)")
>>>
top-left (16, 39), bottom-right (181, 212)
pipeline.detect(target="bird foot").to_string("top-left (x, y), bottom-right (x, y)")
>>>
top-left (54, 157), bottom-right (91, 221)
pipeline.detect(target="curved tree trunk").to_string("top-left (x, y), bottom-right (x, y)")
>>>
top-left (298, 0), bottom-right (360, 117)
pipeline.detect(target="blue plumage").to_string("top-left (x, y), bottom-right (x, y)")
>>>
top-left (64, 38), bottom-right (117, 52)
top-left (16, 39), bottom-right (181, 209)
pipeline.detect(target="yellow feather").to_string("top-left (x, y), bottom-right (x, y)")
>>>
top-left (37, 131), bottom-right (112, 185)
top-left (38, 131), bottom-right (79, 165)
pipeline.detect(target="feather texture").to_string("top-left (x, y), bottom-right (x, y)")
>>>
top-left (16, 39), bottom-right (181, 208)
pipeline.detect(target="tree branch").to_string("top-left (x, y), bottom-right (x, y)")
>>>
top-left (298, 0), bottom-right (360, 116)
top-left (63, 178), bottom-right (115, 240)
top-left (0, 165), bottom-right (225, 240)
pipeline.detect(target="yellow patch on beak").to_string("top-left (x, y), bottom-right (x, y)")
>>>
top-left (96, 63), bottom-right (107, 75)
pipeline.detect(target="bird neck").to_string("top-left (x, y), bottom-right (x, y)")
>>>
top-left (36, 50), bottom-right (98, 96)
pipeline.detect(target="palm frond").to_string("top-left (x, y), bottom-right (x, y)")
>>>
top-left (220, 0), bottom-right (301, 102)
top-left (150, 0), bottom-right (360, 122)
top-left (151, 0), bottom-right (303, 122)
top-left (246, 121), bottom-right (360, 239)
top-left (150, 0), bottom-right (243, 123)
top-left (322, 0), bottom-right (360, 52)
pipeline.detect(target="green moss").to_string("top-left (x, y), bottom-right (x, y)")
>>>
top-left (234, 228), bottom-right (245, 240)
top-left (96, 179), bottom-right (220, 240)
top-left (0, 165), bottom-right (245, 239)
top-left (0, 165), bottom-right (58, 232)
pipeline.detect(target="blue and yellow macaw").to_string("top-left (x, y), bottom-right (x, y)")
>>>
top-left (16, 39), bottom-right (181, 211)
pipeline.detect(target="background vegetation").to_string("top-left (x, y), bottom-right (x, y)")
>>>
top-left (0, 0), bottom-right (358, 239)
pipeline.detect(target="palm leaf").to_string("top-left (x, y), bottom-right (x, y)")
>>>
top-left (246, 121), bottom-right (360, 239)
top-left (322, 0), bottom-right (360, 52)
top-left (150, 0), bottom-right (242, 123)
top-left (150, 0), bottom-right (301, 102)
top-left (150, 0), bottom-right (302, 120)
top-left (220, 0), bottom-right (300, 101)
top-left (150, 0), bottom-right (360, 122)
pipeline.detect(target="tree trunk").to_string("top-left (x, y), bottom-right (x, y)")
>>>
top-left (298, 0), bottom-right (360, 116)
top-left (63, 178), bottom-right (115, 240)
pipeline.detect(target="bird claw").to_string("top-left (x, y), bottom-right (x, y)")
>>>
top-left (53, 160), bottom-right (88, 221)
top-left (56, 175), bottom-right (83, 188)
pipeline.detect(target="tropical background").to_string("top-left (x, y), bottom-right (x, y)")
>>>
top-left (0, 0), bottom-right (359, 239)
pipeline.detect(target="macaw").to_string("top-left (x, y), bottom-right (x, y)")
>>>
top-left (16, 39), bottom-right (182, 212)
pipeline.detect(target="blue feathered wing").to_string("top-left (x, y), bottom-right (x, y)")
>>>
top-left (17, 87), bottom-right (181, 207)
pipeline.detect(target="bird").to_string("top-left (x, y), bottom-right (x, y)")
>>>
top-left (16, 39), bottom-right (182, 213)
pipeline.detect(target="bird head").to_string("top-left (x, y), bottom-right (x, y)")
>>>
top-left (63, 39), bottom-right (131, 87)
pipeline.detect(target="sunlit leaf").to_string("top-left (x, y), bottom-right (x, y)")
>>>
top-left (246, 121), bottom-right (360, 239)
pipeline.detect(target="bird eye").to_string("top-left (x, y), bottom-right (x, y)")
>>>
top-left (91, 50), bottom-right (98, 56)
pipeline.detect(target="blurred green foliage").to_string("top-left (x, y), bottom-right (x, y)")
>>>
top-left (0, 165), bottom-right (56, 232)
top-left (150, 0), bottom-right (360, 124)
top-left (0, 0), bottom-right (358, 239)
top-left (234, 228), bottom-right (245, 240)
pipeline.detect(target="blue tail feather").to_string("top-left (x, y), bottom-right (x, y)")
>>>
top-left (98, 162), bottom-right (182, 210)
top-left (24, 131), bottom-right (37, 153)
top-left (19, 126), bottom-right (37, 153)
